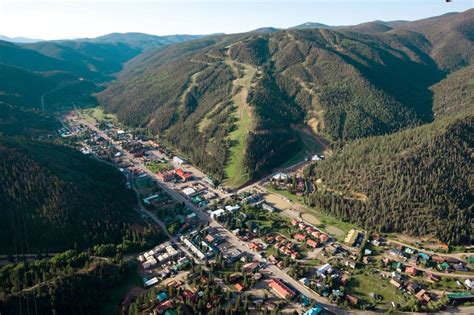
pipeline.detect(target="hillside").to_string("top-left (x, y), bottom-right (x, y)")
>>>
top-left (81, 32), bottom-right (204, 50)
top-left (0, 137), bottom-right (144, 253)
top-left (307, 113), bottom-right (473, 245)
top-left (99, 10), bottom-right (474, 185)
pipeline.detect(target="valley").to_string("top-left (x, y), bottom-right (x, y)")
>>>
top-left (0, 7), bottom-right (473, 315)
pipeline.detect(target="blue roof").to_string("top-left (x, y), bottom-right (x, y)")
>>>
top-left (157, 292), bottom-right (168, 302)
top-left (304, 305), bottom-right (323, 315)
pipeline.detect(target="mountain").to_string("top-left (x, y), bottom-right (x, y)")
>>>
top-left (343, 21), bottom-right (393, 33)
top-left (0, 35), bottom-right (43, 43)
top-left (0, 136), bottom-right (141, 253)
top-left (395, 9), bottom-right (474, 71)
top-left (307, 111), bottom-right (473, 245)
top-left (289, 22), bottom-right (332, 30)
top-left (78, 32), bottom-right (205, 50)
top-left (0, 32), bottom-right (204, 112)
top-left (97, 9), bottom-right (474, 186)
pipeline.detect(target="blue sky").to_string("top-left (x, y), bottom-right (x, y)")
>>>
top-left (1, 0), bottom-right (472, 40)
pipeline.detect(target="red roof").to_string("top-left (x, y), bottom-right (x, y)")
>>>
top-left (294, 234), bottom-right (306, 241)
top-left (175, 168), bottom-right (192, 180)
top-left (307, 239), bottom-right (318, 248)
top-left (269, 278), bottom-right (296, 299)
top-left (235, 283), bottom-right (245, 291)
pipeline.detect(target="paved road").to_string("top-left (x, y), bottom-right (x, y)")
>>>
top-left (68, 116), bottom-right (473, 315)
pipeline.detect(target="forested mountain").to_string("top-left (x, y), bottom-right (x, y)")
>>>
top-left (0, 137), bottom-right (144, 253)
top-left (306, 112), bottom-right (473, 245)
top-left (79, 32), bottom-right (204, 50)
top-left (99, 9), bottom-right (473, 185)
top-left (0, 33), bottom-right (203, 112)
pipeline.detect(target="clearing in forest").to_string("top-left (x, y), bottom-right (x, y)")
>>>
top-left (223, 48), bottom-right (257, 188)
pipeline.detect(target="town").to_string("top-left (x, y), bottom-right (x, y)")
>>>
top-left (61, 108), bottom-right (474, 314)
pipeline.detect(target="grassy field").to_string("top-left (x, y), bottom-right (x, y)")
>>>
top-left (347, 271), bottom-right (406, 311)
top-left (81, 107), bottom-right (117, 124)
top-left (145, 160), bottom-right (173, 173)
top-left (266, 187), bottom-right (353, 241)
top-left (224, 61), bottom-right (256, 188)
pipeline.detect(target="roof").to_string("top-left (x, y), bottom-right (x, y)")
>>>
top-left (157, 292), bottom-right (168, 302)
top-left (304, 305), bottom-right (323, 315)
top-left (235, 283), bottom-right (245, 291)
top-left (269, 278), bottom-right (296, 299)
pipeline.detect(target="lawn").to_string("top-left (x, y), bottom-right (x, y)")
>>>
top-left (347, 271), bottom-right (407, 311)
top-left (266, 187), bottom-right (354, 241)
top-left (145, 160), bottom-right (173, 173)
top-left (81, 106), bottom-right (117, 124)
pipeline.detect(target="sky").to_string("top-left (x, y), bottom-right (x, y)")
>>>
top-left (0, 0), bottom-right (472, 40)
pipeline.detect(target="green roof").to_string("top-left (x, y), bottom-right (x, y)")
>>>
top-left (447, 292), bottom-right (474, 299)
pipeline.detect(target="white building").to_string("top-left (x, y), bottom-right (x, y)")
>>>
top-left (272, 172), bottom-right (288, 181)
top-left (210, 209), bottom-right (226, 219)
top-left (173, 156), bottom-right (186, 165)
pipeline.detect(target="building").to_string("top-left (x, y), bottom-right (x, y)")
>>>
top-left (261, 203), bottom-right (276, 212)
top-left (272, 172), bottom-right (288, 181)
top-left (210, 209), bottom-right (226, 219)
top-left (317, 263), bottom-right (332, 276)
top-left (344, 229), bottom-right (358, 246)
top-left (173, 156), bottom-right (186, 165)
top-left (307, 239), bottom-right (318, 248)
top-left (235, 283), bottom-right (245, 292)
top-left (390, 279), bottom-right (402, 288)
top-left (294, 234), bottom-right (306, 242)
top-left (182, 187), bottom-right (197, 197)
top-left (157, 170), bottom-right (174, 182)
top-left (242, 261), bottom-right (260, 273)
top-left (415, 289), bottom-right (431, 302)
top-left (345, 294), bottom-right (359, 305)
top-left (304, 305), bottom-right (323, 315)
top-left (175, 168), bottom-right (192, 181)
top-left (405, 266), bottom-right (417, 276)
top-left (268, 278), bottom-right (296, 300)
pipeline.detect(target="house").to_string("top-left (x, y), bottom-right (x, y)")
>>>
top-left (407, 282), bottom-right (420, 293)
top-left (157, 170), bottom-right (174, 182)
top-left (390, 279), bottom-right (402, 288)
top-left (431, 255), bottom-right (445, 263)
top-left (261, 203), bottom-right (276, 212)
top-left (465, 279), bottom-right (474, 289)
top-left (415, 289), bottom-right (431, 302)
top-left (156, 300), bottom-right (174, 312)
top-left (182, 290), bottom-right (197, 302)
top-left (453, 263), bottom-right (468, 271)
top-left (156, 292), bottom-right (168, 302)
top-left (438, 262), bottom-right (450, 271)
top-left (317, 263), bottom-right (332, 276)
top-left (182, 187), bottom-right (197, 196)
top-left (307, 239), bottom-right (318, 248)
top-left (294, 234), bottom-right (306, 242)
top-left (418, 252), bottom-right (430, 262)
top-left (345, 294), bottom-right (359, 305)
top-left (175, 168), bottom-right (192, 181)
top-left (242, 261), bottom-right (260, 273)
top-left (426, 273), bottom-right (440, 282)
top-left (235, 283), bottom-right (245, 292)
top-left (172, 156), bottom-right (186, 165)
top-left (299, 277), bottom-right (310, 286)
top-left (343, 259), bottom-right (357, 269)
top-left (210, 209), bottom-right (225, 219)
top-left (405, 266), bottom-right (417, 276)
top-left (344, 229), bottom-right (358, 246)
top-left (268, 278), bottom-right (296, 300)
top-left (447, 292), bottom-right (474, 303)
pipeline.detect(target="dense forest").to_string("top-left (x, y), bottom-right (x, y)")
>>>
top-left (306, 113), bottom-right (473, 245)
top-left (0, 136), bottom-right (162, 253)
top-left (0, 251), bottom-right (133, 315)
top-left (99, 9), bottom-right (473, 186)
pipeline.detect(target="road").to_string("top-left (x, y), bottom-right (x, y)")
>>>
top-left (67, 115), bottom-right (473, 315)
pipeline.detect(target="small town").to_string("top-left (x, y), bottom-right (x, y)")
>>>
top-left (57, 108), bottom-right (474, 314)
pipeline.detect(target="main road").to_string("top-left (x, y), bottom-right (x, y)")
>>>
top-left (68, 115), bottom-right (473, 315)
